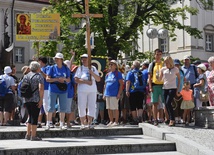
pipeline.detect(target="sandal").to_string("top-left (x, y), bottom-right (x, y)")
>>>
top-left (169, 121), bottom-right (175, 127)
top-left (31, 136), bottom-right (42, 141)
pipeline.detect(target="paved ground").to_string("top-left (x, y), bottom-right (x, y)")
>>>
top-left (158, 123), bottom-right (214, 151)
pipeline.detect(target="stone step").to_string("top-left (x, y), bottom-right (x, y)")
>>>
top-left (0, 125), bottom-right (142, 140)
top-left (0, 135), bottom-right (176, 154)
top-left (103, 152), bottom-right (185, 155)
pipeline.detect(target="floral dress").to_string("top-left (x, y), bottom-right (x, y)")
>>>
top-left (207, 70), bottom-right (214, 106)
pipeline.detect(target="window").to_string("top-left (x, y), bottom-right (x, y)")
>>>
top-left (159, 38), bottom-right (168, 53)
top-left (204, 25), bottom-right (214, 52)
top-left (205, 34), bottom-right (213, 51)
top-left (15, 47), bottom-right (24, 63)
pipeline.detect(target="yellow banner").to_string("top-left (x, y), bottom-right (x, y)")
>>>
top-left (16, 13), bottom-right (60, 41)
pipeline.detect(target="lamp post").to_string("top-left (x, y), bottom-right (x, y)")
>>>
top-left (146, 28), bottom-right (168, 61)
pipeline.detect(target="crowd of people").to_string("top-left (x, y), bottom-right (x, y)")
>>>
top-left (0, 48), bottom-right (214, 141)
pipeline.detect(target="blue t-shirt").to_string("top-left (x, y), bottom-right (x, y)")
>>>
top-left (104, 71), bottom-right (123, 97)
top-left (67, 72), bottom-right (75, 98)
top-left (47, 64), bottom-right (70, 94)
top-left (126, 69), bottom-right (148, 93)
top-left (176, 69), bottom-right (184, 92)
top-left (194, 74), bottom-right (206, 99)
top-left (41, 65), bottom-right (51, 90)
top-left (182, 65), bottom-right (198, 85)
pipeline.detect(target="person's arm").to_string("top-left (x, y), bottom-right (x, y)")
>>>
top-left (46, 75), bottom-right (60, 83)
top-left (193, 79), bottom-right (204, 88)
top-left (158, 68), bottom-right (163, 81)
top-left (117, 79), bottom-right (123, 99)
top-left (89, 69), bottom-right (100, 82)
top-left (126, 80), bottom-right (131, 97)
top-left (74, 77), bottom-right (92, 85)
top-left (37, 83), bottom-right (44, 108)
top-left (69, 50), bottom-right (75, 69)
top-left (176, 72), bottom-right (181, 95)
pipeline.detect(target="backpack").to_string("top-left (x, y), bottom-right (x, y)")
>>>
top-left (20, 74), bottom-right (38, 98)
top-left (0, 75), bottom-right (8, 97)
top-left (132, 70), bottom-right (145, 91)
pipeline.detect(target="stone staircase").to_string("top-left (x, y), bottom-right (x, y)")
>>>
top-left (0, 125), bottom-right (185, 155)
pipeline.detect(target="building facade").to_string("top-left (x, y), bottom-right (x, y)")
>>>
top-left (138, 0), bottom-right (214, 61)
top-left (0, 0), bottom-right (49, 77)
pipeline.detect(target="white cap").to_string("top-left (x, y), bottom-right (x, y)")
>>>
top-left (197, 64), bottom-right (206, 71)
top-left (53, 53), bottom-right (64, 60)
top-left (4, 66), bottom-right (12, 74)
top-left (80, 54), bottom-right (88, 58)
top-left (64, 60), bottom-right (71, 68)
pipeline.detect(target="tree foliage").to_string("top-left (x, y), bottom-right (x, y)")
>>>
top-left (34, 0), bottom-right (211, 60)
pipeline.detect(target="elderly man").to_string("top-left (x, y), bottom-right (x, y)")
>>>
top-left (126, 60), bottom-right (148, 124)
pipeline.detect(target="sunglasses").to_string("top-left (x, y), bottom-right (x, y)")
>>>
top-left (109, 63), bottom-right (114, 66)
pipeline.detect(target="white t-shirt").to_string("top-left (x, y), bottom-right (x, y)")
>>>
top-left (74, 65), bottom-right (99, 93)
top-left (161, 67), bottom-right (179, 89)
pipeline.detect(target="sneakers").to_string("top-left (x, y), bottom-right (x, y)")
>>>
top-left (45, 125), bottom-right (50, 131)
top-left (37, 124), bottom-right (42, 128)
top-left (25, 134), bottom-right (31, 140)
top-left (89, 124), bottom-right (95, 129)
top-left (60, 126), bottom-right (67, 130)
top-left (80, 125), bottom-right (87, 130)
top-left (92, 119), bottom-right (99, 125)
top-left (111, 122), bottom-right (119, 127)
top-left (31, 136), bottom-right (42, 141)
top-left (106, 122), bottom-right (113, 127)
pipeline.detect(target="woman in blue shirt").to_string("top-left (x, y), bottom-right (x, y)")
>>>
top-left (45, 53), bottom-right (70, 130)
top-left (103, 60), bottom-right (123, 127)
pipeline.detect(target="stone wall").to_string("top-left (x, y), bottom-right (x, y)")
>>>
top-left (195, 107), bottom-right (214, 129)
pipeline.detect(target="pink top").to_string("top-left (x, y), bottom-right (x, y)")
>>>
top-left (180, 89), bottom-right (192, 101)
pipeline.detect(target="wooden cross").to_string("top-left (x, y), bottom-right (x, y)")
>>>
top-left (72, 0), bottom-right (103, 72)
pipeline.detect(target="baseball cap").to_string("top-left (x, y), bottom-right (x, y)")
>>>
top-left (193, 60), bottom-right (201, 65)
top-left (183, 55), bottom-right (190, 60)
top-left (197, 64), bottom-right (206, 71)
top-left (174, 59), bottom-right (181, 65)
top-left (4, 66), bottom-right (12, 74)
top-left (80, 54), bottom-right (88, 58)
top-left (53, 53), bottom-right (64, 60)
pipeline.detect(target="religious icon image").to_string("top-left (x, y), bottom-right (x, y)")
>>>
top-left (16, 14), bottom-right (31, 35)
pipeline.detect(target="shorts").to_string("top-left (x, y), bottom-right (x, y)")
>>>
top-left (106, 97), bottom-right (119, 110)
top-left (96, 101), bottom-right (105, 111)
top-left (151, 85), bottom-right (164, 103)
top-left (120, 91), bottom-right (130, 109)
top-left (129, 91), bottom-right (144, 111)
top-left (0, 93), bottom-right (14, 113)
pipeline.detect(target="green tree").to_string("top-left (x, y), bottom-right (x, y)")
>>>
top-left (35, 0), bottom-right (211, 60)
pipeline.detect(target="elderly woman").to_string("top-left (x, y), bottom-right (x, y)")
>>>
top-left (159, 56), bottom-right (180, 126)
top-left (23, 61), bottom-right (44, 141)
top-left (103, 60), bottom-right (123, 127)
top-left (193, 64), bottom-right (207, 108)
top-left (74, 54), bottom-right (100, 129)
top-left (207, 57), bottom-right (214, 106)
top-left (46, 53), bottom-right (70, 130)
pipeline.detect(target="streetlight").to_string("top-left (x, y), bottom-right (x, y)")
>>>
top-left (146, 28), bottom-right (168, 60)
